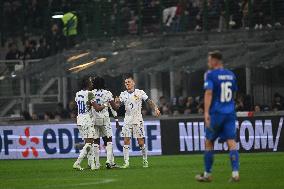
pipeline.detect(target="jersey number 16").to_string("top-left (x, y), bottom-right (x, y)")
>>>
top-left (220, 82), bottom-right (232, 102)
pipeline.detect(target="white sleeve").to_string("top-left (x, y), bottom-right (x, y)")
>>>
top-left (141, 90), bottom-right (148, 101)
top-left (109, 106), bottom-right (117, 117)
top-left (107, 91), bottom-right (114, 101)
top-left (119, 92), bottom-right (124, 104)
top-left (74, 93), bottom-right (78, 102)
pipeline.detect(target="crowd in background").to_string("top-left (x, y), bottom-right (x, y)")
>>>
top-left (3, 0), bottom-right (284, 61)
top-left (152, 92), bottom-right (284, 116)
top-left (20, 92), bottom-right (284, 121)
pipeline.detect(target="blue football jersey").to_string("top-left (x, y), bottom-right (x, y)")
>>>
top-left (204, 68), bottom-right (237, 114)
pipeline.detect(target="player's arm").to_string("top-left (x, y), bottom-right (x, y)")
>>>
top-left (204, 89), bottom-right (212, 128)
top-left (146, 98), bottom-right (160, 117)
top-left (109, 100), bottom-right (120, 111)
top-left (203, 74), bottom-right (213, 128)
top-left (110, 106), bottom-right (121, 129)
top-left (88, 92), bottom-right (106, 111)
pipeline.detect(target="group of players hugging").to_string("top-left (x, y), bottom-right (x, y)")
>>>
top-left (73, 74), bottom-right (160, 171)
top-left (73, 50), bottom-right (240, 182)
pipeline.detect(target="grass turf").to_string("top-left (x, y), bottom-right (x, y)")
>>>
top-left (1, 152), bottom-right (284, 189)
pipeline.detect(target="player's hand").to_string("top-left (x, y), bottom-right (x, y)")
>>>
top-left (154, 108), bottom-right (161, 117)
top-left (114, 96), bottom-right (120, 102)
top-left (204, 112), bottom-right (210, 128)
top-left (115, 121), bottom-right (121, 130)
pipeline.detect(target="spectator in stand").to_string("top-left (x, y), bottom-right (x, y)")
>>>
top-left (235, 95), bottom-right (245, 111)
top-left (207, 0), bottom-right (222, 30)
top-left (272, 93), bottom-right (284, 111)
top-left (23, 39), bottom-right (37, 60)
top-left (55, 103), bottom-right (69, 119)
top-left (162, 0), bottom-right (178, 27)
top-left (128, 10), bottom-right (138, 34)
top-left (254, 105), bottom-right (261, 112)
top-left (6, 42), bottom-right (23, 60)
top-left (47, 23), bottom-right (66, 55)
top-left (142, 0), bottom-right (160, 34)
top-left (185, 96), bottom-right (197, 114)
top-left (253, 0), bottom-right (265, 30)
top-left (187, 0), bottom-right (202, 31)
top-left (241, 0), bottom-right (249, 29)
top-left (37, 38), bottom-right (50, 58)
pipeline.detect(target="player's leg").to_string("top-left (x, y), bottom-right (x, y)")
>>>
top-left (196, 114), bottom-right (221, 182)
top-left (102, 121), bottom-right (116, 169)
top-left (137, 138), bottom-right (148, 168)
top-left (73, 139), bottom-right (92, 170)
top-left (121, 137), bottom-right (131, 168)
top-left (225, 114), bottom-right (240, 182)
top-left (103, 136), bottom-right (114, 169)
top-left (134, 121), bottom-right (148, 167)
top-left (121, 125), bottom-right (131, 168)
top-left (73, 125), bottom-right (91, 170)
top-left (227, 139), bottom-right (239, 182)
top-left (93, 137), bottom-right (101, 169)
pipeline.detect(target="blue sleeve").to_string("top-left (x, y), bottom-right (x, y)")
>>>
top-left (204, 73), bottom-right (213, 90)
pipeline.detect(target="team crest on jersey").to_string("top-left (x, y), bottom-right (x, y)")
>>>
top-left (133, 94), bottom-right (139, 100)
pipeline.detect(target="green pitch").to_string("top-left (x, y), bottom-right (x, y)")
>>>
top-left (1, 153), bottom-right (284, 189)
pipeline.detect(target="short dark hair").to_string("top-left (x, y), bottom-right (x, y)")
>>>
top-left (123, 73), bottom-right (134, 80)
top-left (209, 50), bottom-right (222, 60)
top-left (80, 76), bottom-right (91, 90)
top-left (93, 76), bottom-right (105, 89)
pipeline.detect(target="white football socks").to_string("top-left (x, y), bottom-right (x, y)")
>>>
top-left (106, 142), bottom-right (113, 164)
top-left (140, 144), bottom-right (147, 161)
top-left (93, 143), bottom-right (100, 166)
top-left (75, 143), bottom-right (91, 165)
top-left (88, 144), bottom-right (95, 168)
top-left (123, 145), bottom-right (130, 164)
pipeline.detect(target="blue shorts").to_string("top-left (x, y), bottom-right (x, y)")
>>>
top-left (205, 113), bottom-right (236, 142)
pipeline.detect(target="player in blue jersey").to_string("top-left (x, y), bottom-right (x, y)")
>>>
top-left (195, 51), bottom-right (240, 182)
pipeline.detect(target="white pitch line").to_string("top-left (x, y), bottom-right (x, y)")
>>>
top-left (40, 178), bottom-right (116, 189)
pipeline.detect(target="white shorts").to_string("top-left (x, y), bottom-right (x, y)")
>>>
top-left (93, 118), bottom-right (112, 139)
top-left (77, 124), bottom-right (95, 139)
top-left (121, 121), bottom-right (145, 138)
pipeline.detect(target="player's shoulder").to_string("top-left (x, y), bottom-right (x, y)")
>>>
top-left (104, 89), bottom-right (112, 95)
top-left (120, 90), bottom-right (128, 97)
top-left (76, 90), bottom-right (85, 95)
top-left (135, 89), bottom-right (146, 94)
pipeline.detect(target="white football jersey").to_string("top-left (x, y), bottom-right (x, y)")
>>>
top-left (119, 89), bottom-right (148, 125)
top-left (75, 90), bottom-right (94, 126)
top-left (92, 89), bottom-right (114, 118)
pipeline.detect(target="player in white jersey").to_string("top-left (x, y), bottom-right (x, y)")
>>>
top-left (73, 77), bottom-right (108, 171)
top-left (115, 74), bottom-right (160, 168)
top-left (91, 77), bottom-right (120, 169)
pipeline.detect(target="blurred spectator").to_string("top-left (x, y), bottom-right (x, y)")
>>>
top-left (254, 105), bottom-right (261, 112)
top-left (128, 11), bottom-right (138, 34)
top-left (55, 103), bottom-right (69, 119)
top-left (241, 0), bottom-right (249, 29)
top-left (22, 111), bottom-right (32, 120)
top-left (31, 113), bottom-right (38, 120)
top-left (37, 38), bottom-right (50, 58)
top-left (47, 23), bottom-right (66, 55)
top-left (235, 96), bottom-right (244, 111)
top-left (185, 96), bottom-right (197, 114)
top-left (23, 39), bottom-right (37, 59)
top-left (62, 11), bottom-right (78, 48)
top-left (6, 42), bottom-right (23, 60)
top-left (163, 1), bottom-right (178, 27)
top-left (272, 93), bottom-right (284, 111)
top-left (142, 0), bottom-right (160, 34)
